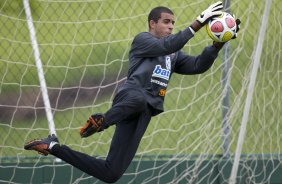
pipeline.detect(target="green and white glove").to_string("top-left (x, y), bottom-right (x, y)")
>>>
top-left (197, 1), bottom-right (223, 25)
top-left (232, 18), bottom-right (241, 39)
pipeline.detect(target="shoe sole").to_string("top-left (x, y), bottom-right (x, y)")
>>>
top-left (24, 140), bottom-right (49, 156)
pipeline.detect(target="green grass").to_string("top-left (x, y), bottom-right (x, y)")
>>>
top-left (0, 0), bottom-right (281, 158)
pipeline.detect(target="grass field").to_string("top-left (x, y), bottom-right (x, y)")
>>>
top-left (0, 0), bottom-right (281, 159)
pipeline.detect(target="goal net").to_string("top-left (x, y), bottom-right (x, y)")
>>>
top-left (0, 0), bottom-right (281, 183)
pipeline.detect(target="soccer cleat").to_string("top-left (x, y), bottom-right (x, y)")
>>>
top-left (24, 134), bottom-right (59, 156)
top-left (80, 113), bottom-right (105, 138)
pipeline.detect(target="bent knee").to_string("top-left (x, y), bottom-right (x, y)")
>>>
top-left (104, 170), bottom-right (123, 183)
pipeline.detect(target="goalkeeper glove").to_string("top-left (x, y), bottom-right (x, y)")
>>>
top-left (232, 18), bottom-right (241, 39)
top-left (80, 113), bottom-right (105, 138)
top-left (197, 1), bottom-right (223, 25)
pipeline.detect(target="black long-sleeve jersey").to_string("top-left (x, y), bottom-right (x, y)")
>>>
top-left (119, 27), bottom-right (221, 115)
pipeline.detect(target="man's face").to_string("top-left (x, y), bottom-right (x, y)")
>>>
top-left (149, 13), bottom-right (175, 38)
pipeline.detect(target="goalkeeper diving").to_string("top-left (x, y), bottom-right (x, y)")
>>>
top-left (25, 2), bottom-right (241, 183)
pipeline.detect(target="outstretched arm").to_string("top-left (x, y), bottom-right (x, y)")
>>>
top-left (174, 13), bottom-right (241, 75)
top-left (130, 29), bottom-right (195, 58)
top-left (131, 2), bottom-right (224, 58)
top-left (174, 46), bottom-right (220, 75)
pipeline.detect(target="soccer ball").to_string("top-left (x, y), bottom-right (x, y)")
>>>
top-left (206, 12), bottom-right (237, 42)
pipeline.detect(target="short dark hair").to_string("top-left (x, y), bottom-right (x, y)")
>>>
top-left (148, 6), bottom-right (174, 25)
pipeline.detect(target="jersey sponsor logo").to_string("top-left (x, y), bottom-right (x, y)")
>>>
top-left (152, 65), bottom-right (170, 80)
top-left (151, 79), bottom-right (167, 87)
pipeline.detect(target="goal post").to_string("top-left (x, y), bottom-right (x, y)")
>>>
top-left (229, 0), bottom-right (272, 183)
top-left (0, 0), bottom-right (281, 183)
top-left (221, 0), bottom-right (231, 159)
top-left (23, 0), bottom-right (56, 136)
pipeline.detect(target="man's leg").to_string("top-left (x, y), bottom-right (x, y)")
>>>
top-left (103, 88), bottom-right (148, 127)
top-left (105, 108), bottom-right (152, 177)
top-left (79, 88), bottom-right (148, 137)
top-left (25, 88), bottom-right (151, 183)
top-left (51, 107), bottom-right (152, 183)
